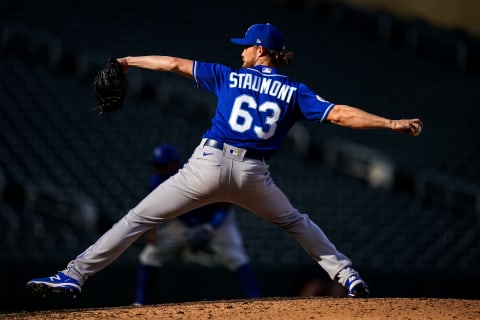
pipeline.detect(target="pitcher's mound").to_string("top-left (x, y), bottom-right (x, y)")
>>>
top-left (4, 297), bottom-right (479, 320)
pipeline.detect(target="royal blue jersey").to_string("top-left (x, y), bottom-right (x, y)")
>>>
top-left (193, 62), bottom-right (335, 159)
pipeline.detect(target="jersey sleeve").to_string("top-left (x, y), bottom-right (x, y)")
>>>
top-left (192, 61), bottom-right (231, 94)
top-left (296, 83), bottom-right (335, 122)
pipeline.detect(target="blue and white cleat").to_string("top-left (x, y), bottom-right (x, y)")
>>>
top-left (26, 272), bottom-right (82, 298)
top-left (345, 274), bottom-right (370, 298)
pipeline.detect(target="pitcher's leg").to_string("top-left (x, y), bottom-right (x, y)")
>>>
top-left (232, 161), bottom-right (352, 281)
top-left (62, 210), bottom-right (162, 283)
top-left (246, 200), bottom-right (351, 279)
top-left (62, 155), bottom-right (220, 283)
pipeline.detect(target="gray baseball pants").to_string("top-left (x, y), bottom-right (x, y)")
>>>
top-left (63, 139), bottom-right (356, 285)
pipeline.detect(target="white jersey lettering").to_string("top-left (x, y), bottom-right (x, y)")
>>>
top-left (229, 72), bottom-right (297, 103)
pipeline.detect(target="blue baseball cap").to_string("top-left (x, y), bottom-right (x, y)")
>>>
top-left (230, 23), bottom-right (286, 51)
top-left (148, 144), bottom-right (180, 165)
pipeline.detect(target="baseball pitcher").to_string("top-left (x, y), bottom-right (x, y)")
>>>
top-left (27, 23), bottom-right (423, 299)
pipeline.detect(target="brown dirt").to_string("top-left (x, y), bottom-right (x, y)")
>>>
top-left (3, 297), bottom-right (479, 320)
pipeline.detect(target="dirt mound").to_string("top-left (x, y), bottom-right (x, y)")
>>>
top-left (4, 297), bottom-right (479, 320)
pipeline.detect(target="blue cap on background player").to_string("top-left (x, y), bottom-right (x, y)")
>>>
top-left (230, 23), bottom-right (286, 51)
top-left (148, 144), bottom-right (180, 165)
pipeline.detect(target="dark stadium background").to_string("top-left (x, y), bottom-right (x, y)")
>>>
top-left (1, 0), bottom-right (479, 312)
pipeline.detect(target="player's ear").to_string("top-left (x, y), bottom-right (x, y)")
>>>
top-left (256, 45), bottom-right (268, 58)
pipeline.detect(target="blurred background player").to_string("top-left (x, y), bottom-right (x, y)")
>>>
top-left (133, 144), bottom-right (262, 305)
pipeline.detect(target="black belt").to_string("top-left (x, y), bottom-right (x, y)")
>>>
top-left (204, 139), bottom-right (265, 161)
